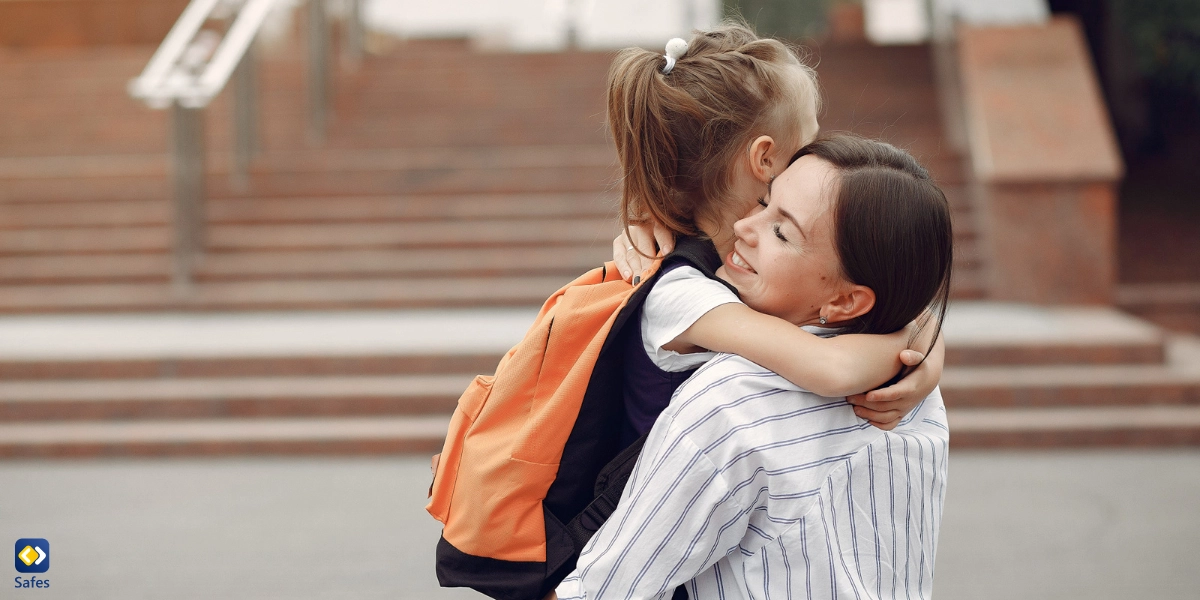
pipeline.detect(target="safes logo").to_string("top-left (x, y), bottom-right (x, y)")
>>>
top-left (15, 539), bottom-right (49, 573)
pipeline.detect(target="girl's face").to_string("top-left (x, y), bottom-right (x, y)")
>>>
top-left (708, 66), bottom-right (821, 255)
top-left (715, 155), bottom-right (849, 327)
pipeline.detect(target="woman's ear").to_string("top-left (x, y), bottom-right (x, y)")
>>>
top-left (747, 135), bottom-right (777, 184)
top-left (822, 284), bottom-right (876, 325)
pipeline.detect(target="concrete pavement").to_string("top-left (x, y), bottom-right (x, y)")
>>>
top-left (3, 450), bottom-right (1199, 599)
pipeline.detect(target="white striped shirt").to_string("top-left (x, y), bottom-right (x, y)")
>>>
top-left (557, 353), bottom-right (949, 600)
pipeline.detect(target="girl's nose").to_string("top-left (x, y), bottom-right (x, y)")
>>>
top-left (733, 211), bottom-right (758, 245)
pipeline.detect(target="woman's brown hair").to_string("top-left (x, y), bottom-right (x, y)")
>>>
top-left (792, 134), bottom-right (954, 367)
top-left (607, 21), bottom-right (820, 241)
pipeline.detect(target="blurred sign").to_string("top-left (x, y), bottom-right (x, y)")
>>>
top-left (866, 0), bottom-right (1050, 45)
top-left (864, 0), bottom-right (930, 44)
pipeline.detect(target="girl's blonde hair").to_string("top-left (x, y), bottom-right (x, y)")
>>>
top-left (607, 21), bottom-right (820, 238)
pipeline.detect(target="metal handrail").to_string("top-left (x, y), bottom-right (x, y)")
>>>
top-left (127, 0), bottom-right (222, 108)
top-left (128, 0), bottom-right (359, 292)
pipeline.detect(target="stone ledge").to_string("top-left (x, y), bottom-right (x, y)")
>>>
top-left (958, 16), bottom-right (1123, 184)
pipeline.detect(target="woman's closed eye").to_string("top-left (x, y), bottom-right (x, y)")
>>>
top-left (772, 222), bottom-right (788, 242)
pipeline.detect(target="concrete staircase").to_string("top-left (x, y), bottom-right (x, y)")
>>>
top-left (0, 38), bottom-right (982, 312)
top-left (1, 38), bottom-right (1196, 455)
top-left (0, 41), bottom-right (621, 312)
top-left (942, 304), bottom-right (1200, 446)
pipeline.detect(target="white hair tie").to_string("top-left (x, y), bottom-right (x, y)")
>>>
top-left (662, 37), bottom-right (688, 75)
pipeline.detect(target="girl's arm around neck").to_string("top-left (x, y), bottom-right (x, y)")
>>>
top-left (665, 302), bottom-right (909, 398)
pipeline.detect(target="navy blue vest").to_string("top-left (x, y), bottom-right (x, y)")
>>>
top-left (618, 238), bottom-right (737, 447)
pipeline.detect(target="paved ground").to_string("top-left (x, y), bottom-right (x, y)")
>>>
top-left (3, 450), bottom-right (1198, 599)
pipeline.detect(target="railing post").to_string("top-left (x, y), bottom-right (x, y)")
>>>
top-left (232, 39), bottom-right (259, 191)
top-left (170, 101), bottom-right (206, 293)
top-left (307, 0), bottom-right (329, 143)
top-left (564, 0), bottom-right (579, 49)
top-left (343, 0), bottom-right (364, 69)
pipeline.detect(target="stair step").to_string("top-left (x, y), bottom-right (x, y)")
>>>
top-left (197, 246), bottom-right (610, 280)
top-left (0, 253), bottom-right (169, 283)
top-left (0, 276), bottom-right (569, 311)
top-left (0, 246), bottom-right (609, 283)
top-left (948, 405), bottom-right (1200, 447)
top-left (0, 353), bottom-right (502, 380)
top-left (944, 303), bottom-right (1167, 365)
top-left (206, 217), bottom-right (617, 251)
top-left (1119, 283), bottom-right (1200, 335)
top-left (0, 153), bottom-right (618, 202)
top-left (0, 199), bottom-right (169, 228)
top-left (0, 415), bottom-right (450, 458)
top-left (0, 192), bottom-right (614, 229)
top-left (941, 362), bottom-right (1200, 407)
top-left (943, 331), bottom-right (1200, 402)
top-left (0, 308), bottom-right (533, 363)
top-left (207, 192), bottom-right (616, 223)
top-left (0, 374), bottom-right (473, 420)
top-left (0, 225), bottom-right (168, 254)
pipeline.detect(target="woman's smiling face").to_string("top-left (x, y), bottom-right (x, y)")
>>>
top-left (715, 155), bottom-right (850, 327)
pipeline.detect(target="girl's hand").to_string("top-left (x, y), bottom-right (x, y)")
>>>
top-left (848, 334), bottom-right (945, 430)
top-left (613, 222), bottom-right (675, 283)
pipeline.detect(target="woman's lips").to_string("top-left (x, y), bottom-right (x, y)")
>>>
top-left (727, 250), bottom-right (756, 274)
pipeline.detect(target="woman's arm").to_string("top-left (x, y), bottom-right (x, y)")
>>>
top-left (672, 302), bottom-right (912, 398)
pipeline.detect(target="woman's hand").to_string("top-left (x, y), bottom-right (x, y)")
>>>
top-left (847, 333), bottom-right (945, 430)
top-left (613, 222), bottom-right (675, 283)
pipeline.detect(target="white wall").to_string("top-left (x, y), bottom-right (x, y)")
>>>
top-left (364, 0), bottom-right (722, 51)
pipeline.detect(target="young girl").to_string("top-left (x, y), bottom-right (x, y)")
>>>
top-left (605, 22), bottom-right (944, 442)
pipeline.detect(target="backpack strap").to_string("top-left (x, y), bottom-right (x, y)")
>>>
top-left (596, 236), bottom-right (736, 362)
top-left (563, 431), bottom-right (690, 600)
top-left (562, 431), bottom-right (647, 552)
top-left (663, 236), bottom-right (739, 296)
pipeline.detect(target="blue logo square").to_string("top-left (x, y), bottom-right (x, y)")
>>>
top-left (15, 539), bottom-right (49, 573)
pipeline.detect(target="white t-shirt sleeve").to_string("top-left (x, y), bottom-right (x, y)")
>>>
top-left (640, 266), bottom-right (742, 372)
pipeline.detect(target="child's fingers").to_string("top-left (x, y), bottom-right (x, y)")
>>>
top-left (853, 405), bottom-right (904, 430)
top-left (899, 349), bottom-right (925, 366)
top-left (652, 221), bottom-right (676, 256)
top-left (848, 392), bottom-right (898, 408)
top-left (849, 392), bottom-right (906, 412)
top-left (628, 226), bottom-right (660, 278)
top-left (863, 378), bottom-right (918, 404)
top-left (612, 234), bottom-right (635, 281)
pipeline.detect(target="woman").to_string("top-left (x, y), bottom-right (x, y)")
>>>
top-left (555, 134), bottom-right (953, 600)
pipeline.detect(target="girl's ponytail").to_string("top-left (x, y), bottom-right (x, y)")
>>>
top-left (606, 21), bottom-right (820, 244)
top-left (607, 48), bottom-right (699, 237)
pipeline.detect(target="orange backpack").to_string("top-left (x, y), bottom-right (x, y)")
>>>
top-left (427, 238), bottom-right (724, 600)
